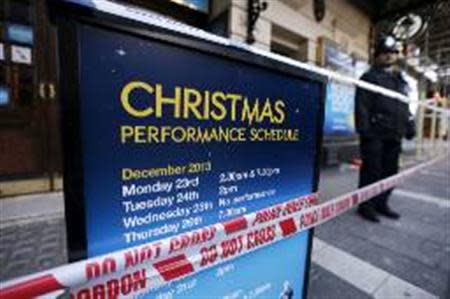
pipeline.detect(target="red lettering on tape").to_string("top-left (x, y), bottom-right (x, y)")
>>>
top-left (169, 227), bottom-right (216, 253)
top-left (124, 243), bottom-right (161, 269)
top-left (306, 194), bottom-right (319, 205)
top-left (73, 269), bottom-right (146, 299)
top-left (335, 197), bottom-right (351, 214)
top-left (299, 210), bottom-right (319, 229)
top-left (220, 235), bottom-right (244, 259)
top-left (247, 225), bottom-right (276, 250)
top-left (85, 258), bottom-right (116, 281)
top-left (320, 204), bottom-right (334, 220)
top-left (252, 207), bottom-right (282, 226)
top-left (200, 245), bottom-right (218, 267)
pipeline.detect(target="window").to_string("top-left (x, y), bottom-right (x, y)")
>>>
top-left (0, 1), bottom-right (35, 108)
top-left (271, 25), bottom-right (309, 62)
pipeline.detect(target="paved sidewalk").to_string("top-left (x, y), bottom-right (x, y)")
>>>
top-left (0, 192), bottom-right (67, 281)
top-left (310, 155), bottom-right (450, 299)
top-left (0, 155), bottom-right (449, 299)
top-left (0, 192), bottom-right (64, 224)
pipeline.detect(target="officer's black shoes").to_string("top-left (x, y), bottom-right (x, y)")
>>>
top-left (375, 205), bottom-right (400, 220)
top-left (357, 205), bottom-right (400, 222)
top-left (357, 206), bottom-right (380, 223)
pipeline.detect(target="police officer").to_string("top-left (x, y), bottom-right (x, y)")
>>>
top-left (355, 36), bottom-right (415, 222)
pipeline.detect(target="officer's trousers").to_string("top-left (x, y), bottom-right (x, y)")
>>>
top-left (358, 137), bottom-right (402, 209)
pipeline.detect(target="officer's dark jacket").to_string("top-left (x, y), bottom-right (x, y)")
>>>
top-left (355, 66), bottom-right (410, 139)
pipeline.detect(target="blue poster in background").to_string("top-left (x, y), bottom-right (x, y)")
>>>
top-left (0, 87), bottom-right (9, 106)
top-left (168, 0), bottom-right (209, 13)
top-left (7, 23), bottom-right (34, 45)
top-left (323, 81), bottom-right (356, 136)
top-left (76, 21), bottom-right (322, 298)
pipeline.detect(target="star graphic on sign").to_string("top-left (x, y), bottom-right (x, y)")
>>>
top-left (115, 48), bottom-right (126, 56)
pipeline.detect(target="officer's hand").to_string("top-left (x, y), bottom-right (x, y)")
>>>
top-left (405, 131), bottom-right (415, 140)
top-left (405, 119), bottom-right (416, 140)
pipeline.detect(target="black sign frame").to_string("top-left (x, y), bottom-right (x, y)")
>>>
top-left (51, 1), bottom-right (327, 298)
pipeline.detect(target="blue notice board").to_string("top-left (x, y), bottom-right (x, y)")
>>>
top-left (323, 81), bottom-right (356, 136)
top-left (59, 2), bottom-right (325, 297)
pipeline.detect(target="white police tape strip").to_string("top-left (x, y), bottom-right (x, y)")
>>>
top-left (65, 0), bottom-right (449, 115)
top-left (0, 155), bottom-right (444, 299)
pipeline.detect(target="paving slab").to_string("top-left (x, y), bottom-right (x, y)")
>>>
top-left (373, 275), bottom-right (438, 299)
top-left (0, 192), bottom-right (64, 223)
top-left (0, 217), bottom-right (67, 281)
top-left (400, 175), bottom-right (450, 199)
top-left (315, 155), bottom-right (450, 298)
top-left (316, 226), bottom-right (449, 297)
top-left (312, 238), bottom-right (389, 294)
top-left (308, 264), bottom-right (373, 299)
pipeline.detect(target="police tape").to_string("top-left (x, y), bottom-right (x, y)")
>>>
top-left (0, 156), bottom-right (444, 299)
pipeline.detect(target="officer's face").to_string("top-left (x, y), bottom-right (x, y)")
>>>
top-left (377, 51), bottom-right (399, 66)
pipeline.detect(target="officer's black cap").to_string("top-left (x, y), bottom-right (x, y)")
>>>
top-left (375, 36), bottom-right (399, 56)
